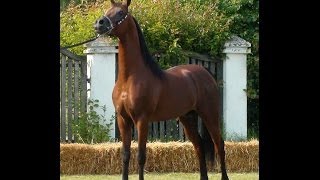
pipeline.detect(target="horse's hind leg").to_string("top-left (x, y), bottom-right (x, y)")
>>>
top-left (179, 111), bottom-right (208, 180)
top-left (197, 107), bottom-right (229, 180)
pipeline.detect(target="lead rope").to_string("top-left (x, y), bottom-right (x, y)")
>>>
top-left (60, 34), bottom-right (100, 50)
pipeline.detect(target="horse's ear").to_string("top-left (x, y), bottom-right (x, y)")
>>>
top-left (110, 0), bottom-right (115, 4)
top-left (123, 0), bottom-right (131, 7)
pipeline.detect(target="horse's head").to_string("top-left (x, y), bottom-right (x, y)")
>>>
top-left (94, 0), bottom-right (131, 36)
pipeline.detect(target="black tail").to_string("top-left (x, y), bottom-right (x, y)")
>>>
top-left (200, 121), bottom-right (215, 167)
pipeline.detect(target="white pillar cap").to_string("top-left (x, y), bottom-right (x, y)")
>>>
top-left (223, 35), bottom-right (251, 54)
top-left (83, 36), bottom-right (118, 54)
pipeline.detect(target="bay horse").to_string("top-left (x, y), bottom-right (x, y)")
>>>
top-left (94, 1), bottom-right (229, 180)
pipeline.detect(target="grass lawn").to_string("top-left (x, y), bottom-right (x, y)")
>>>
top-left (60, 172), bottom-right (258, 180)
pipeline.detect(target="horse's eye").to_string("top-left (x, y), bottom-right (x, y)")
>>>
top-left (118, 10), bottom-right (124, 16)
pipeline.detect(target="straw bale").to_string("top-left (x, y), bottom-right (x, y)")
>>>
top-left (60, 140), bottom-right (258, 175)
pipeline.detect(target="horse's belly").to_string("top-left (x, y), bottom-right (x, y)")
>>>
top-left (150, 97), bottom-right (195, 121)
top-left (150, 110), bottom-right (188, 122)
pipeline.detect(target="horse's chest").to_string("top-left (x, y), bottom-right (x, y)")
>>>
top-left (113, 88), bottom-right (148, 119)
top-left (114, 90), bottom-right (130, 112)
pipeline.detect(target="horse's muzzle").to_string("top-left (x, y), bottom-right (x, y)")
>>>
top-left (94, 16), bottom-right (113, 35)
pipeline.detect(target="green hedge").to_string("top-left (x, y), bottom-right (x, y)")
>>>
top-left (60, 0), bottom-right (232, 64)
top-left (60, 0), bottom-right (259, 138)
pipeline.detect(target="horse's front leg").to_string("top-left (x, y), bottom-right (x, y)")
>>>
top-left (136, 119), bottom-right (148, 180)
top-left (118, 115), bottom-right (133, 180)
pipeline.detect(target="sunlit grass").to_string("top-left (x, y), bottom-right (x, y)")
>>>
top-left (61, 172), bottom-right (258, 180)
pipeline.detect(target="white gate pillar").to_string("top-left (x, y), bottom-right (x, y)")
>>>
top-left (84, 37), bottom-right (118, 139)
top-left (222, 35), bottom-right (251, 141)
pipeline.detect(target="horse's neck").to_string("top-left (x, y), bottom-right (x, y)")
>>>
top-left (117, 25), bottom-right (146, 81)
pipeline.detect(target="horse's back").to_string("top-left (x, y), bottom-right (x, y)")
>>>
top-left (166, 64), bottom-right (220, 106)
top-left (151, 64), bottom-right (218, 121)
top-left (165, 64), bottom-right (218, 91)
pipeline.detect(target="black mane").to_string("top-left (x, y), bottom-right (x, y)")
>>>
top-left (132, 17), bottom-right (164, 78)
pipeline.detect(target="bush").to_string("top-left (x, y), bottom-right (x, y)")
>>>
top-left (60, 0), bottom-right (232, 62)
top-left (72, 99), bottom-right (114, 144)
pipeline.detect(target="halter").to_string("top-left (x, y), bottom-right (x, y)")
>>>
top-left (103, 13), bottom-right (129, 35)
top-left (60, 13), bottom-right (129, 49)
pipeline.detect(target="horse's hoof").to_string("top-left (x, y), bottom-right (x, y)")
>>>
top-left (221, 175), bottom-right (229, 180)
top-left (200, 176), bottom-right (208, 180)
